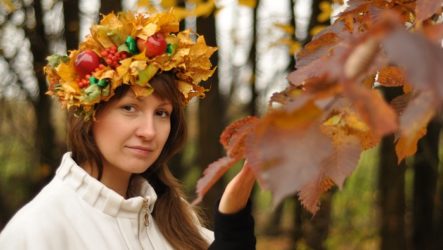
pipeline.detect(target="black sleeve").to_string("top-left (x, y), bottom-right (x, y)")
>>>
top-left (208, 200), bottom-right (256, 250)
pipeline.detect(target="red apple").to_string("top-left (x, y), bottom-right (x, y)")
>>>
top-left (136, 39), bottom-right (146, 54)
top-left (75, 50), bottom-right (100, 77)
top-left (137, 33), bottom-right (167, 58)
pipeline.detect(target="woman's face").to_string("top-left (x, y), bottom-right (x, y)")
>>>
top-left (92, 90), bottom-right (172, 176)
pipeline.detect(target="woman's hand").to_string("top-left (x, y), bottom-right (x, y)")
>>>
top-left (218, 162), bottom-right (256, 214)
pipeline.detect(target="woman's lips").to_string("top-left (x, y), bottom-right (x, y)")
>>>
top-left (126, 146), bottom-right (153, 157)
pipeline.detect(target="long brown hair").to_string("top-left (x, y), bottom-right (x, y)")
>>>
top-left (67, 73), bottom-right (209, 249)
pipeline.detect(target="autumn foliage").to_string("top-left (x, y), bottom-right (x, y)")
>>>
top-left (194, 0), bottom-right (443, 214)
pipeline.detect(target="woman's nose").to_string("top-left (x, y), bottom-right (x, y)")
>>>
top-left (135, 114), bottom-right (156, 140)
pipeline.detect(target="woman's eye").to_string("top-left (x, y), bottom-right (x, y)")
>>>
top-left (156, 110), bottom-right (170, 118)
top-left (121, 105), bottom-right (136, 112)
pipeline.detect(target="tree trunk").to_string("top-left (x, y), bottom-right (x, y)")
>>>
top-left (287, 1), bottom-right (304, 249)
top-left (265, 203), bottom-right (285, 235)
top-left (168, 0), bottom-right (187, 182)
top-left (305, 190), bottom-right (335, 250)
top-left (436, 149), bottom-right (443, 250)
top-left (99, 0), bottom-right (122, 14)
top-left (291, 198), bottom-right (304, 249)
top-left (300, 1), bottom-right (334, 249)
top-left (378, 87), bottom-right (406, 250)
top-left (63, 0), bottom-right (80, 50)
top-left (0, 192), bottom-right (6, 230)
top-left (412, 118), bottom-right (440, 250)
top-left (26, 0), bottom-right (58, 185)
top-left (303, 0), bottom-right (332, 45)
top-left (246, 0), bottom-right (259, 116)
top-left (265, 0), bottom-right (298, 238)
top-left (196, 11), bottom-right (225, 228)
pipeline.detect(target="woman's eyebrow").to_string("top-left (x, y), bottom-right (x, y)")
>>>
top-left (158, 100), bottom-right (172, 106)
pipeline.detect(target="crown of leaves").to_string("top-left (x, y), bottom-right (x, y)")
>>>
top-left (44, 11), bottom-right (217, 117)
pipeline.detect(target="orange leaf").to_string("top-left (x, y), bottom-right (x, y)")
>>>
top-left (344, 83), bottom-right (398, 137)
top-left (297, 32), bottom-right (340, 67)
top-left (193, 116), bottom-right (259, 204)
top-left (382, 28), bottom-right (443, 100)
top-left (344, 37), bottom-right (380, 80)
top-left (395, 127), bottom-right (427, 164)
top-left (422, 23), bottom-right (443, 44)
top-left (259, 100), bottom-right (323, 133)
top-left (220, 116), bottom-right (259, 159)
top-left (322, 130), bottom-right (362, 187)
top-left (395, 91), bottom-right (436, 163)
top-left (398, 91), bottom-right (436, 138)
top-left (378, 66), bottom-right (409, 87)
top-left (298, 128), bottom-right (361, 214)
top-left (245, 105), bottom-right (333, 207)
top-left (390, 93), bottom-right (411, 116)
top-left (299, 177), bottom-right (335, 214)
top-left (192, 156), bottom-right (237, 205)
top-left (416, 0), bottom-right (443, 22)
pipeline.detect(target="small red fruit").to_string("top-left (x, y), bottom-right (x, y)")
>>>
top-left (137, 33), bottom-right (167, 58)
top-left (75, 50), bottom-right (100, 77)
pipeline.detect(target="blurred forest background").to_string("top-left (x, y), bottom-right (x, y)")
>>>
top-left (1, 0), bottom-right (443, 249)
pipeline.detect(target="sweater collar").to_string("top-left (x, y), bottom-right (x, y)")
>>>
top-left (55, 152), bottom-right (157, 218)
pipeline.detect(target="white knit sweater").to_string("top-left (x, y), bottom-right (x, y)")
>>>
top-left (0, 153), bottom-right (213, 249)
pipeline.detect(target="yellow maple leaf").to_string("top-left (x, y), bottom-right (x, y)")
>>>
top-left (62, 81), bottom-right (81, 95)
top-left (136, 12), bottom-right (179, 39)
top-left (310, 25), bottom-right (327, 36)
top-left (157, 13), bottom-right (180, 33)
top-left (91, 24), bottom-right (117, 48)
top-left (318, 1), bottom-right (332, 23)
top-left (345, 113), bottom-right (370, 132)
top-left (345, 113), bottom-right (380, 149)
top-left (1, 0), bottom-right (15, 13)
top-left (137, 0), bottom-right (151, 7)
top-left (116, 58), bottom-right (132, 83)
top-left (170, 7), bottom-right (190, 21)
top-left (130, 60), bottom-right (148, 76)
top-left (178, 80), bottom-right (194, 99)
top-left (169, 0), bottom-right (215, 19)
top-left (274, 22), bottom-right (295, 34)
top-left (194, 0), bottom-right (216, 17)
top-left (46, 11), bottom-right (216, 117)
top-left (322, 110), bottom-right (380, 150)
top-left (57, 63), bottom-right (77, 84)
top-left (131, 84), bottom-right (154, 97)
top-left (271, 38), bottom-right (301, 55)
top-left (238, 0), bottom-right (257, 8)
top-left (139, 23), bottom-right (159, 39)
top-left (161, 0), bottom-right (177, 9)
top-left (101, 13), bottom-right (132, 45)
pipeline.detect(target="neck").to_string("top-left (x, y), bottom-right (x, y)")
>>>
top-left (83, 162), bottom-right (132, 198)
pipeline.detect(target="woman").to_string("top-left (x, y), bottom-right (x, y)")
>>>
top-left (0, 11), bottom-right (256, 250)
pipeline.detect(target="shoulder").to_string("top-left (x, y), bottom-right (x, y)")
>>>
top-left (208, 200), bottom-right (256, 250)
top-left (0, 179), bottom-right (74, 248)
top-left (178, 198), bottom-right (215, 244)
top-left (199, 226), bottom-right (214, 244)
